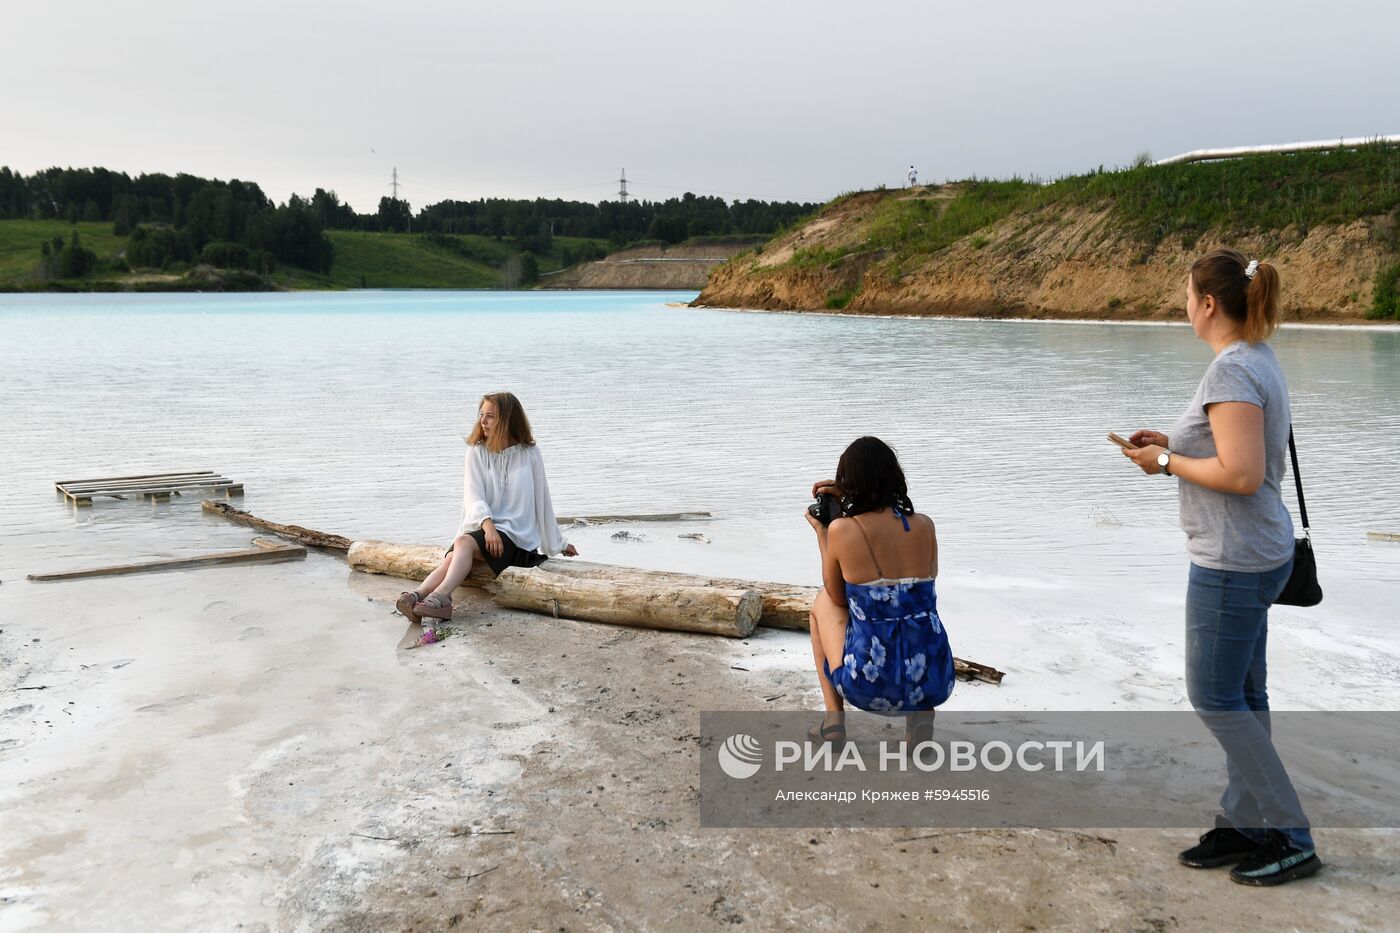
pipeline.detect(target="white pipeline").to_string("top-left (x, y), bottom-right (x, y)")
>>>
top-left (1154, 135), bottom-right (1400, 166)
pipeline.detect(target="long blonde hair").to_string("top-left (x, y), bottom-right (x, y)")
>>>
top-left (466, 391), bottom-right (536, 452)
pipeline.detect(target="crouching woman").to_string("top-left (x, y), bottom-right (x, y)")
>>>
top-left (806, 436), bottom-right (955, 745)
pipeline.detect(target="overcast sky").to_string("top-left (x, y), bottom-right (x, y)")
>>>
top-left (6, 0), bottom-right (1397, 211)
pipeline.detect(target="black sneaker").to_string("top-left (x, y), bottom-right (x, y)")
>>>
top-left (1179, 822), bottom-right (1265, 868)
top-left (1229, 831), bottom-right (1322, 886)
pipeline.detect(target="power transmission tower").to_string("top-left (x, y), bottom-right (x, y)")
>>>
top-left (618, 169), bottom-right (629, 203)
top-left (389, 167), bottom-right (409, 232)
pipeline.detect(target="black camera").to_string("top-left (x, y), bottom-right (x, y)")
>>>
top-left (807, 492), bottom-right (843, 526)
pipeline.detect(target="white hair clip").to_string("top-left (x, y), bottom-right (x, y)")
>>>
top-left (1244, 259), bottom-right (1259, 280)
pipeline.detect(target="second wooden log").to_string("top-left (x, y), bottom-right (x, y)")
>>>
top-left (346, 542), bottom-right (760, 638)
top-left (494, 566), bottom-right (761, 638)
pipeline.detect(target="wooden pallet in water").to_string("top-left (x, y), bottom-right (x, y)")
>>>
top-left (55, 470), bottom-right (243, 507)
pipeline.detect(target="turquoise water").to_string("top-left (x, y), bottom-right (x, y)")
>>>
top-left (2, 290), bottom-right (1398, 706)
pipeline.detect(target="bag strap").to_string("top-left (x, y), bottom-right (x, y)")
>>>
top-left (1288, 425), bottom-right (1310, 535)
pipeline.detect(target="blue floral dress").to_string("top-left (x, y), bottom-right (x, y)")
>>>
top-left (821, 510), bottom-right (956, 712)
top-left (825, 578), bottom-right (956, 711)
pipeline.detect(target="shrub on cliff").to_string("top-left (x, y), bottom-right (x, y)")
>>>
top-left (1370, 262), bottom-right (1400, 320)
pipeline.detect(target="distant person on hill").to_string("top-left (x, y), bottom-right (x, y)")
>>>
top-left (907, 165), bottom-right (918, 187)
top-left (396, 391), bottom-right (578, 645)
top-left (1120, 249), bottom-right (1320, 886)
top-left (805, 437), bottom-right (955, 746)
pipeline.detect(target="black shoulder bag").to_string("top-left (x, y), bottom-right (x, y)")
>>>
top-left (1275, 426), bottom-right (1323, 607)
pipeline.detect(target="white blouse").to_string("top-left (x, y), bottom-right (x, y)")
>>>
top-left (458, 443), bottom-right (569, 557)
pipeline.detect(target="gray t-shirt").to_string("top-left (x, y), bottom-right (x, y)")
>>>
top-left (1171, 340), bottom-right (1294, 572)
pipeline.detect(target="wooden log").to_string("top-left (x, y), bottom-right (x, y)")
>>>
top-left (493, 566), bottom-right (761, 638)
top-left (207, 509), bottom-right (1006, 681)
top-left (202, 501), bottom-right (352, 551)
top-left (1367, 531), bottom-right (1400, 543)
top-left (26, 543), bottom-right (305, 582)
top-left (348, 543), bottom-right (758, 637)
top-left (349, 546), bottom-right (1005, 680)
top-left (532, 559), bottom-right (813, 629)
top-left (952, 658), bottom-right (1005, 685)
top-left (346, 539), bottom-right (496, 586)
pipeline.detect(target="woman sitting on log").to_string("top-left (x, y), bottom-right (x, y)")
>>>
top-left (806, 436), bottom-right (956, 744)
top-left (397, 391), bottom-right (578, 644)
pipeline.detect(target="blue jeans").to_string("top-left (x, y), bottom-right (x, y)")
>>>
top-left (1185, 559), bottom-right (1315, 851)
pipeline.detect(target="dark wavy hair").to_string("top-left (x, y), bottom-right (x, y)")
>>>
top-left (835, 436), bottom-right (915, 516)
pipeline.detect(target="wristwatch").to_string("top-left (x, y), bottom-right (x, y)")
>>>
top-left (1157, 450), bottom-right (1173, 476)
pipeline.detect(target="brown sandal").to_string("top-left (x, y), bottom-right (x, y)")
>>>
top-left (395, 590), bottom-right (424, 623)
top-left (414, 593), bottom-right (453, 620)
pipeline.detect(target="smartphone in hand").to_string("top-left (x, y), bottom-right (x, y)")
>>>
top-left (1107, 432), bottom-right (1139, 451)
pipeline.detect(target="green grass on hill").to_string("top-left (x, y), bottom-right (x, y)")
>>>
top-left (275, 232), bottom-right (614, 289)
top-left (1055, 143), bottom-right (1400, 249)
top-left (0, 220), bottom-right (126, 284)
top-left (288, 231), bottom-right (500, 289)
top-left (0, 221), bottom-right (614, 291)
top-left (787, 143), bottom-right (1400, 269)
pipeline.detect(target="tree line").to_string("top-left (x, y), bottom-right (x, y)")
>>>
top-left (407, 192), bottom-right (819, 245)
top-left (0, 166), bottom-right (333, 275)
top-left (0, 165), bottom-right (819, 278)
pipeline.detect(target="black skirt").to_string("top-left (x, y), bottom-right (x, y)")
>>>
top-left (446, 528), bottom-right (548, 577)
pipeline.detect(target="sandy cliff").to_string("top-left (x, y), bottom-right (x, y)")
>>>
top-left (696, 187), bottom-right (1397, 322)
top-left (540, 241), bottom-right (755, 290)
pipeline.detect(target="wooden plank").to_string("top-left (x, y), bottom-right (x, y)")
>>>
top-left (64, 480), bottom-right (235, 498)
top-left (55, 470), bottom-right (217, 489)
top-left (60, 476), bottom-right (231, 493)
top-left (26, 544), bottom-right (306, 582)
top-left (1368, 531), bottom-right (1400, 543)
top-left (62, 484), bottom-right (232, 499)
top-left (556, 512), bottom-right (711, 524)
top-left (62, 480), bottom-right (229, 495)
top-left (56, 469), bottom-right (218, 483)
top-left (55, 470), bottom-right (218, 487)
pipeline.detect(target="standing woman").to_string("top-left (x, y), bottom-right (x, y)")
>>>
top-left (397, 391), bottom-right (578, 644)
top-left (1123, 249), bottom-right (1320, 886)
